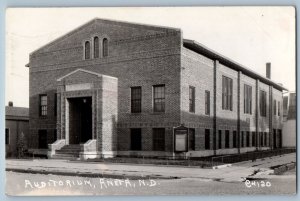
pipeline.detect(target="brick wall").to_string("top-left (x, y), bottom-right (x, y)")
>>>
top-left (28, 19), bottom-right (284, 157)
top-left (29, 19), bottom-right (182, 153)
top-left (181, 47), bottom-right (214, 151)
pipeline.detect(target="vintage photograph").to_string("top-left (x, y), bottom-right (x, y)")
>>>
top-left (5, 7), bottom-right (296, 196)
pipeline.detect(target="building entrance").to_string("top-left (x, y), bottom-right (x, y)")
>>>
top-left (68, 97), bottom-right (92, 144)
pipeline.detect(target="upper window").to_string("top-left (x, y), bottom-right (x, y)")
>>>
top-left (40, 95), bottom-right (47, 116)
top-left (189, 86), bottom-right (195, 113)
top-left (103, 38), bottom-right (108, 57)
top-left (5, 128), bottom-right (9, 145)
top-left (94, 37), bottom-right (99, 58)
top-left (260, 90), bottom-right (267, 117)
top-left (278, 101), bottom-right (280, 116)
top-left (84, 41), bottom-right (91, 59)
top-left (153, 85), bottom-right (165, 112)
top-left (205, 90), bottom-right (210, 115)
top-left (222, 76), bottom-right (233, 111)
top-left (244, 84), bottom-right (252, 114)
top-left (131, 87), bottom-right (142, 113)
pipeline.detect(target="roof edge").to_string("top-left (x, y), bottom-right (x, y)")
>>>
top-left (29, 18), bottom-right (181, 57)
top-left (183, 39), bottom-right (288, 91)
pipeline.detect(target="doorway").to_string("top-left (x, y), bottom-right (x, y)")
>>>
top-left (68, 97), bottom-right (92, 144)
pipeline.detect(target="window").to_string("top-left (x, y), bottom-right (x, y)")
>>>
top-left (153, 128), bottom-right (165, 151)
top-left (189, 86), bottom-right (195, 113)
top-left (260, 90), bottom-right (267, 117)
top-left (222, 76), bottom-right (233, 111)
top-left (218, 130), bottom-right (222, 149)
top-left (38, 130), bottom-right (48, 149)
top-left (225, 130), bottom-right (230, 148)
top-left (205, 129), bottom-right (210, 150)
top-left (5, 128), bottom-right (9, 145)
top-left (84, 41), bottom-right (90, 59)
top-left (246, 132), bottom-right (250, 147)
top-left (103, 38), bottom-right (108, 57)
top-left (252, 132), bottom-right (256, 147)
top-left (54, 93), bottom-right (57, 116)
top-left (131, 87), bottom-right (142, 113)
top-left (273, 129), bottom-right (277, 148)
top-left (278, 130), bottom-right (282, 148)
top-left (40, 95), bottom-right (47, 116)
top-left (205, 90), bottom-right (210, 115)
top-left (278, 101), bottom-right (280, 116)
top-left (241, 131), bottom-right (244, 147)
top-left (233, 131), bottom-right (237, 148)
top-left (189, 128), bottom-right (195, 151)
top-left (153, 85), bottom-right (165, 112)
top-left (273, 100), bottom-right (277, 115)
top-left (94, 36), bottom-right (99, 58)
top-left (264, 132), bottom-right (267, 147)
top-left (244, 84), bottom-right (252, 114)
top-left (131, 128), bottom-right (142, 151)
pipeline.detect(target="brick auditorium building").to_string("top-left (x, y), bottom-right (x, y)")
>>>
top-left (26, 19), bottom-right (287, 159)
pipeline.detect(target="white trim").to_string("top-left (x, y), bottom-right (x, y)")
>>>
top-left (57, 68), bottom-right (117, 81)
top-left (57, 69), bottom-right (101, 81)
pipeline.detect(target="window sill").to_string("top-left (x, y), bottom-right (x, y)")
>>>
top-left (151, 112), bottom-right (166, 115)
top-left (130, 112), bottom-right (142, 115)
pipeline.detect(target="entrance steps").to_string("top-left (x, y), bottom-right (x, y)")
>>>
top-left (51, 144), bottom-right (82, 160)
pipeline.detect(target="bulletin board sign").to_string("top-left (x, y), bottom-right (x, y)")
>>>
top-left (173, 125), bottom-right (188, 152)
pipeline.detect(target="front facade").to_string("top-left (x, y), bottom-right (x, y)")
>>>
top-left (26, 19), bottom-right (286, 159)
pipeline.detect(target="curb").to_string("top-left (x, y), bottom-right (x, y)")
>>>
top-left (255, 169), bottom-right (274, 176)
top-left (273, 163), bottom-right (296, 175)
top-left (212, 164), bottom-right (232, 169)
top-left (5, 168), bottom-right (177, 180)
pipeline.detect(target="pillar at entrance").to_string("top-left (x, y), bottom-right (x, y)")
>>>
top-left (96, 75), bottom-right (118, 158)
top-left (53, 69), bottom-right (118, 159)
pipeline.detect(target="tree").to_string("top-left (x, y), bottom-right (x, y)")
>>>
top-left (17, 132), bottom-right (26, 158)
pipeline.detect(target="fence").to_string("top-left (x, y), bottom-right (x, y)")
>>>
top-left (96, 148), bottom-right (296, 168)
top-left (211, 148), bottom-right (296, 167)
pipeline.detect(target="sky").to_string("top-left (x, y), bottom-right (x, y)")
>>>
top-left (5, 7), bottom-right (295, 107)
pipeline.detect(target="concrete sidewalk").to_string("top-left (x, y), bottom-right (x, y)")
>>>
top-left (6, 153), bottom-right (296, 182)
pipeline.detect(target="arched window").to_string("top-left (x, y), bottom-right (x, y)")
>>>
top-left (93, 37), bottom-right (99, 58)
top-left (102, 38), bottom-right (108, 57)
top-left (84, 41), bottom-right (90, 59)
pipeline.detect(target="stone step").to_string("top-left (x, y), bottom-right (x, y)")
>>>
top-left (52, 144), bottom-right (82, 159)
top-left (57, 147), bottom-right (81, 150)
top-left (52, 153), bottom-right (79, 158)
